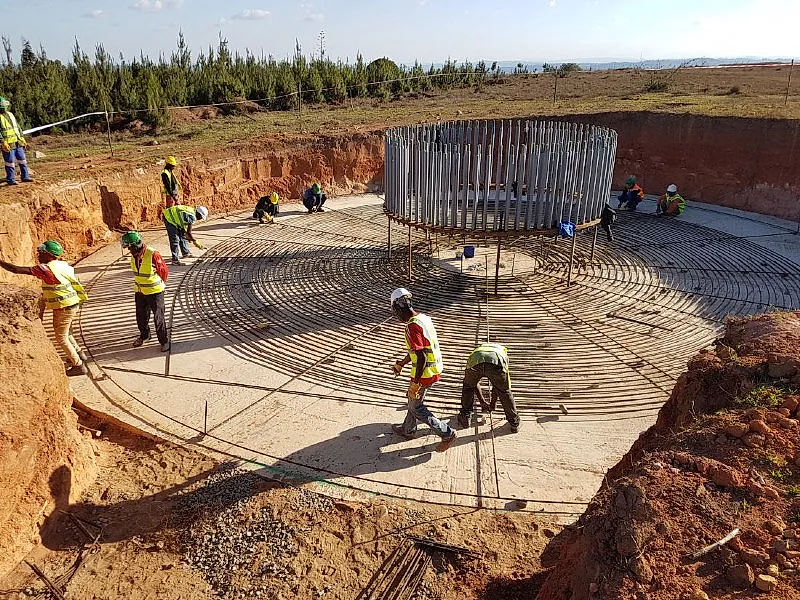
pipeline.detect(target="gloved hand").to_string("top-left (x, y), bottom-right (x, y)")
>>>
top-left (391, 361), bottom-right (403, 376)
top-left (407, 381), bottom-right (423, 401)
top-left (18, 137), bottom-right (26, 147)
top-left (192, 240), bottom-right (205, 250)
top-left (1, 141), bottom-right (9, 153)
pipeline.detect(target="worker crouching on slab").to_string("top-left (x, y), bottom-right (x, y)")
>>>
top-left (656, 184), bottom-right (686, 216)
top-left (162, 204), bottom-right (208, 265)
top-left (390, 288), bottom-right (457, 452)
top-left (121, 231), bottom-right (170, 351)
top-left (253, 192), bottom-right (280, 224)
top-left (0, 240), bottom-right (89, 376)
top-left (458, 343), bottom-right (520, 433)
top-left (302, 183), bottom-right (327, 213)
top-left (617, 176), bottom-right (644, 211)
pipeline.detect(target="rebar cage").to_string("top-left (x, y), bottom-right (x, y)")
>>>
top-left (384, 119), bottom-right (618, 235)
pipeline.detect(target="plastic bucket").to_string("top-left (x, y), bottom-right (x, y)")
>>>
top-left (464, 245), bottom-right (475, 258)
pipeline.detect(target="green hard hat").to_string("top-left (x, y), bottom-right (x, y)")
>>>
top-left (626, 176), bottom-right (636, 186)
top-left (38, 240), bottom-right (64, 256)
top-left (311, 183), bottom-right (321, 194)
top-left (0, 96), bottom-right (9, 109)
top-left (121, 231), bottom-right (142, 248)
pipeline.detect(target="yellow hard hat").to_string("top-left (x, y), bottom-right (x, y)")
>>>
top-left (270, 192), bottom-right (279, 204)
top-left (165, 155), bottom-right (178, 167)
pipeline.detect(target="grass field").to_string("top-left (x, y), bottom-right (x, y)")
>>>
top-left (29, 64), bottom-right (800, 177)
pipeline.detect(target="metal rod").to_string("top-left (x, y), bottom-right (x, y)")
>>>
top-left (785, 59), bottom-right (794, 107)
top-left (590, 224), bottom-right (598, 263)
top-left (387, 215), bottom-right (392, 259)
top-left (566, 230), bottom-right (578, 287)
top-left (408, 225), bottom-right (412, 282)
top-left (104, 110), bottom-right (114, 157)
top-left (204, 400), bottom-right (208, 434)
top-left (494, 235), bottom-right (501, 296)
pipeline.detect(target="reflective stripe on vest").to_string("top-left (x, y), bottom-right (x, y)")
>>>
top-left (161, 168), bottom-right (182, 196)
top-left (404, 313), bottom-right (444, 379)
top-left (0, 112), bottom-right (22, 144)
top-left (41, 260), bottom-right (87, 310)
top-left (163, 205), bottom-right (194, 230)
top-left (130, 247), bottom-right (165, 295)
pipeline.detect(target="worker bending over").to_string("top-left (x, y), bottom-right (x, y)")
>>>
top-left (390, 288), bottom-right (457, 452)
top-left (657, 184), bottom-right (686, 216)
top-left (458, 343), bottom-right (520, 433)
top-left (253, 192), bottom-right (280, 224)
top-left (121, 231), bottom-right (170, 351)
top-left (162, 204), bottom-right (208, 265)
top-left (0, 241), bottom-right (89, 375)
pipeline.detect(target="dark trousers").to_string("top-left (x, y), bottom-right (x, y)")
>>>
top-left (135, 292), bottom-right (168, 344)
top-left (617, 190), bottom-right (641, 210)
top-left (302, 193), bottom-right (326, 212)
top-left (460, 362), bottom-right (519, 427)
top-left (253, 203), bottom-right (278, 221)
top-left (163, 219), bottom-right (190, 261)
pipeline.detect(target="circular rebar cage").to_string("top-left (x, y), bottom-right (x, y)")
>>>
top-left (384, 119), bottom-right (618, 235)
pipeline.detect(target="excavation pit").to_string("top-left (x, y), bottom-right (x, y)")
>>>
top-left (71, 194), bottom-right (800, 515)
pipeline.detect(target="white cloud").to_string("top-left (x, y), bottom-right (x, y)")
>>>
top-left (84, 9), bottom-right (105, 18)
top-left (130, 0), bottom-right (183, 12)
top-left (232, 9), bottom-right (271, 20)
top-left (548, 0), bottom-right (556, 6)
top-left (304, 12), bottom-right (324, 22)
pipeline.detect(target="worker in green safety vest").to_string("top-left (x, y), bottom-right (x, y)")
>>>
top-left (161, 204), bottom-right (208, 265)
top-left (458, 343), bottom-right (520, 433)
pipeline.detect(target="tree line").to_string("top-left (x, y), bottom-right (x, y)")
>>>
top-left (0, 33), bottom-right (498, 130)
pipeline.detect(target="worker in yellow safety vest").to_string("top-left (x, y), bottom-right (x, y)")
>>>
top-left (162, 155), bottom-right (182, 207)
top-left (121, 231), bottom-right (170, 351)
top-left (389, 288), bottom-right (457, 452)
top-left (162, 204), bottom-right (208, 265)
top-left (656, 184), bottom-right (686, 216)
top-left (0, 96), bottom-right (33, 185)
top-left (458, 343), bottom-right (520, 433)
top-left (0, 240), bottom-right (89, 376)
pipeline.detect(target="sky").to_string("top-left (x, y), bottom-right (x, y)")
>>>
top-left (2, 0), bottom-right (798, 65)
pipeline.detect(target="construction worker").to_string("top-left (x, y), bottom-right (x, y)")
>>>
top-left (390, 288), bottom-right (457, 452)
top-left (162, 204), bottom-right (208, 265)
top-left (457, 343), bottom-right (520, 433)
top-left (121, 231), bottom-right (170, 351)
top-left (617, 176), bottom-right (644, 211)
top-left (0, 240), bottom-right (88, 376)
top-left (302, 183), bottom-right (327, 213)
top-left (253, 192), bottom-right (280, 224)
top-left (656, 183), bottom-right (686, 216)
top-left (161, 156), bottom-right (181, 208)
top-left (0, 96), bottom-right (33, 185)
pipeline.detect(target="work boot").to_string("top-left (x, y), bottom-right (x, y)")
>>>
top-left (391, 424), bottom-right (414, 440)
top-left (22, 178), bottom-right (33, 183)
top-left (171, 259), bottom-right (185, 266)
top-left (7, 181), bottom-right (17, 185)
top-left (160, 342), bottom-right (170, 352)
top-left (182, 252), bottom-right (194, 259)
top-left (509, 422), bottom-right (520, 434)
top-left (65, 363), bottom-right (88, 377)
top-left (457, 413), bottom-right (470, 429)
top-left (436, 431), bottom-right (457, 452)
top-left (132, 336), bottom-right (149, 347)
top-left (316, 207), bottom-right (325, 213)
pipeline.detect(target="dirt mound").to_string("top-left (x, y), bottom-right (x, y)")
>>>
top-left (537, 312), bottom-right (800, 600)
top-left (0, 285), bottom-right (97, 578)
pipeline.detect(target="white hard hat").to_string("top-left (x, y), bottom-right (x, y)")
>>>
top-left (666, 184), bottom-right (677, 193)
top-left (196, 205), bottom-right (209, 220)
top-left (390, 287), bottom-right (412, 307)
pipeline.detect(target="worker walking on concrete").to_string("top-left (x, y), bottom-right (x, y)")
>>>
top-left (457, 343), bottom-right (520, 433)
top-left (253, 192), bottom-right (280, 224)
top-left (656, 184), bottom-right (686, 216)
top-left (0, 96), bottom-right (33, 186)
top-left (617, 176), bottom-right (644, 211)
top-left (162, 204), bottom-right (208, 265)
top-left (162, 156), bottom-right (182, 208)
top-left (302, 183), bottom-right (327, 213)
top-left (390, 288), bottom-right (457, 452)
top-left (121, 231), bottom-right (170, 351)
top-left (0, 241), bottom-right (88, 376)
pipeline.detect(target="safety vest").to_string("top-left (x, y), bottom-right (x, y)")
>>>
top-left (41, 260), bottom-right (89, 310)
top-left (161, 168), bottom-right (182, 196)
top-left (404, 313), bottom-right (444, 379)
top-left (629, 183), bottom-right (644, 199)
top-left (664, 193), bottom-right (687, 214)
top-left (130, 247), bottom-right (165, 295)
top-left (0, 112), bottom-right (22, 144)
top-left (163, 205), bottom-right (194, 230)
top-left (468, 342), bottom-right (511, 388)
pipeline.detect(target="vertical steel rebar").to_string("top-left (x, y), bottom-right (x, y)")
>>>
top-left (567, 230), bottom-right (578, 287)
top-left (407, 225), bottom-right (412, 282)
top-left (494, 236), bottom-right (501, 296)
top-left (590, 224), bottom-right (598, 263)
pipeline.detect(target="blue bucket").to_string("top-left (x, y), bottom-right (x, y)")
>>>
top-left (463, 245), bottom-right (475, 259)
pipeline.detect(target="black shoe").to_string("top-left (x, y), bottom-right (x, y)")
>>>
top-left (307, 209), bottom-right (314, 214)
top-left (259, 219), bottom-right (264, 224)
top-left (66, 363), bottom-right (88, 377)
top-left (160, 342), bottom-right (170, 352)
top-left (22, 178), bottom-right (33, 183)
top-left (171, 259), bottom-right (185, 266)
top-left (7, 181), bottom-right (17, 186)
top-left (510, 422), bottom-right (520, 434)
top-left (391, 424), bottom-right (415, 440)
top-left (457, 413), bottom-right (470, 428)
top-left (132, 336), bottom-right (149, 347)
top-left (316, 207), bottom-right (325, 213)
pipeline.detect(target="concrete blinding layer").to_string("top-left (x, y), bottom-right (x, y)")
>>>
top-left (384, 120), bottom-right (618, 233)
